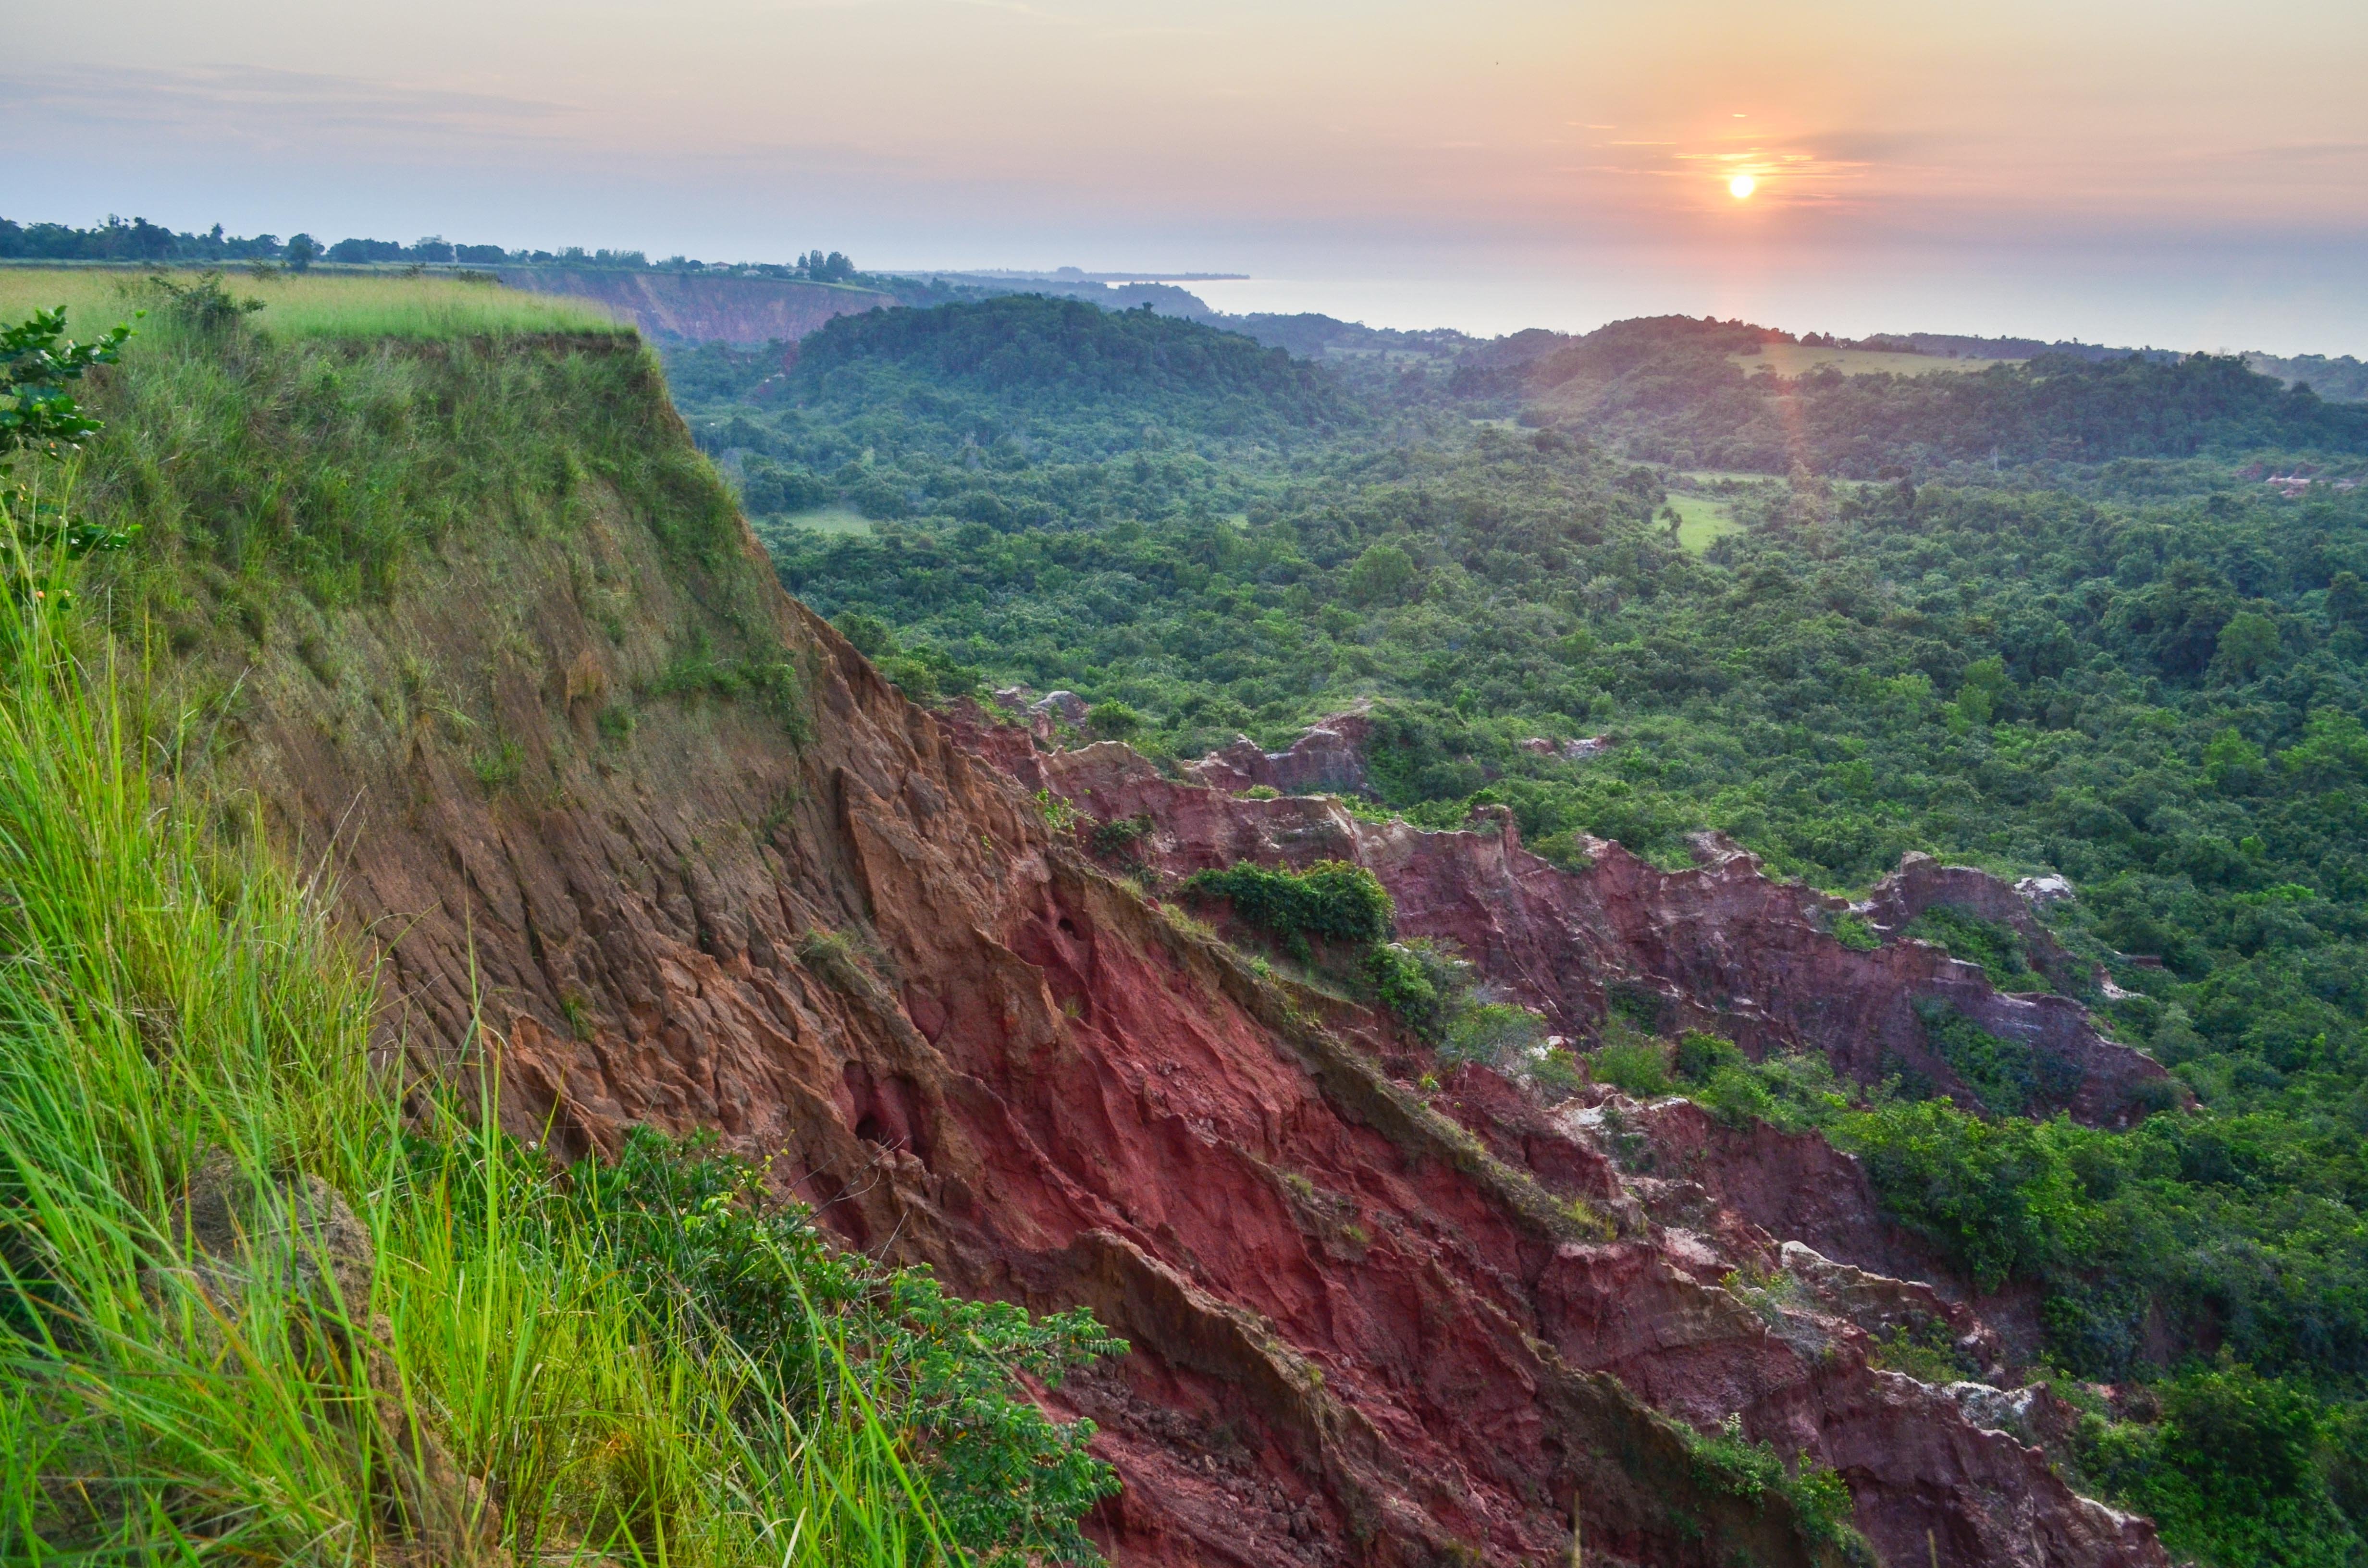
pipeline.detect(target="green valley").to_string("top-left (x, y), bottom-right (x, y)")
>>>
top-left (676, 292), bottom-right (2368, 1568)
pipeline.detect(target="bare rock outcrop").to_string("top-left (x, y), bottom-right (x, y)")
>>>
top-left (1182, 710), bottom-right (1374, 797)
top-left (1033, 743), bottom-right (2171, 1127)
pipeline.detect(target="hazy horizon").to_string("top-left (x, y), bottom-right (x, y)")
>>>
top-left (12, 0), bottom-right (2366, 354)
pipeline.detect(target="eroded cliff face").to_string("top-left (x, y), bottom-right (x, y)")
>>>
top-left (219, 445), bottom-right (2165, 1566)
top-left (495, 268), bottom-right (895, 345)
top-left (1011, 736), bottom-right (2172, 1129)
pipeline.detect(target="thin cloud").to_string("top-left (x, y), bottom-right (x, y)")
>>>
top-left (2218, 140), bottom-right (2368, 162)
top-left (3, 62), bottom-right (576, 141)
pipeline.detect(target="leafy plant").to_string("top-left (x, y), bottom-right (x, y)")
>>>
top-left (1363, 938), bottom-right (1467, 1038)
top-left (1035, 787), bottom-right (1080, 832)
top-left (1589, 1028), bottom-right (1675, 1098)
top-left (1682, 1416), bottom-right (1872, 1562)
top-left (1913, 998), bottom-right (2080, 1116)
top-left (1902, 905), bottom-right (2048, 992)
top-left (1439, 1001), bottom-right (1547, 1068)
top-left (1089, 812), bottom-right (1154, 860)
top-left (1179, 858), bottom-right (1394, 953)
top-left (1831, 910), bottom-right (1882, 951)
top-left (1, 305), bottom-right (135, 466)
top-left (144, 270), bottom-right (265, 333)
top-left (559, 1128), bottom-right (1125, 1565)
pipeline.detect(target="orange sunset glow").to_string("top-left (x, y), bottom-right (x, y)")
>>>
top-left (8, 0), bottom-right (2365, 346)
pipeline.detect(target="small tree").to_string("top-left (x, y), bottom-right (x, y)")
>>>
top-left (1345, 540), bottom-right (1417, 606)
top-left (1, 305), bottom-right (138, 580)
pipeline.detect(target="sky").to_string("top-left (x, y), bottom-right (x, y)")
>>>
top-left (9, 0), bottom-right (2367, 352)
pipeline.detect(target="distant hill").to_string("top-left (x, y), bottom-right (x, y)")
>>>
top-left (2247, 350), bottom-right (2368, 403)
top-left (782, 294), bottom-right (1363, 454)
top-left (1847, 330), bottom-right (2183, 366)
top-left (1511, 315), bottom-right (2368, 473)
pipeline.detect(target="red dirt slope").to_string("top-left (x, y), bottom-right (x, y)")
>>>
top-left (235, 491), bottom-right (2163, 1565)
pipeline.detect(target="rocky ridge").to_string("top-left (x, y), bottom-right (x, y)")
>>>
top-left (994, 730), bottom-right (2172, 1128)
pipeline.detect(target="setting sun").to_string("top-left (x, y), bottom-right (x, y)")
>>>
top-left (1727, 173), bottom-right (1756, 200)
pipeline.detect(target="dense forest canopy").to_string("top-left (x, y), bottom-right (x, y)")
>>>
top-left (672, 291), bottom-right (2368, 1567)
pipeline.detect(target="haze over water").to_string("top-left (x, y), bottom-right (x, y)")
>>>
top-left (1164, 243), bottom-right (2368, 354)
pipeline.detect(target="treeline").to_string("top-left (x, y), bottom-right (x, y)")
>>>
top-left (2250, 350), bottom-right (2368, 404)
top-left (0, 214), bottom-right (302, 264)
top-left (0, 213), bottom-right (870, 282)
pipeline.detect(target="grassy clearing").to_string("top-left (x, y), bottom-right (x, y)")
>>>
top-left (1665, 492), bottom-right (1743, 553)
top-left (0, 268), bottom-right (626, 344)
top-left (48, 281), bottom-right (744, 640)
top-left (1730, 343), bottom-right (2015, 379)
top-left (768, 504), bottom-right (876, 538)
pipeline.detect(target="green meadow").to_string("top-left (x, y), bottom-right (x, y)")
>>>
top-left (0, 267), bottom-right (626, 343)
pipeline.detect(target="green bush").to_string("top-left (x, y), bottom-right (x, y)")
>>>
top-left (1902, 905), bottom-right (2049, 992)
top-left (1674, 1029), bottom-right (1747, 1083)
top-left (1683, 1417), bottom-right (1872, 1563)
top-left (2080, 1363), bottom-right (2363, 1568)
top-left (1830, 1100), bottom-right (2089, 1292)
top-left (1529, 1045), bottom-right (1586, 1101)
top-left (1364, 938), bottom-right (1467, 1038)
top-left (1179, 859), bottom-right (1394, 950)
top-left (1913, 998), bottom-right (2081, 1116)
top-left (1086, 700), bottom-right (1144, 739)
top-left (1590, 1029), bottom-right (1675, 1098)
top-left (1440, 1001), bottom-right (1547, 1068)
top-left (1831, 910), bottom-right (1882, 951)
top-left (1089, 812), bottom-right (1154, 860)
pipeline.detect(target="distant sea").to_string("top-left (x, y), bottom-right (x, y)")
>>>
top-left (1181, 242), bottom-right (2368, 358)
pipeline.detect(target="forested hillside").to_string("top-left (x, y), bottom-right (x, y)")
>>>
top-left (1496, 316), bottom-right (2368, 474)
top-left (676, 294), bottom-right (2368, 1568)
top-left (787, 294), bottom-right (1363, 453)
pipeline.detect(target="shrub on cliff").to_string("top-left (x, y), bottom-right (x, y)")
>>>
top-left (1913, 998), bottom-right (2082, 1117)
top-left (1831, 1100), bottom-right (2091, 1293)
top-left (1589, 1028), bottom-right (1675, 1098)
top-left (1363, 937), bottom-right (1465, 1038)
top-left (1180, 858), bottom-right (1393, 956)
top-left (2078, 1362), bottom-right (2363, 1568)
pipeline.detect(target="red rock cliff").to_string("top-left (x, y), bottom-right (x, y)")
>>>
top-left (222, 396), bottom-right (2164, 1567)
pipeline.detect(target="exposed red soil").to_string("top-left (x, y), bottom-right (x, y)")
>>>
top-left (236, 505), bottom-right (2167, 1566)
top-left (1012, 734), bottom-right (2171, 1127)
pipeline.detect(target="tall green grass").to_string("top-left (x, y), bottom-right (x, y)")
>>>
top-left (0, 269), bottom-right (626, 343)
top-left (0, 481), bottom-right (941, 1564)
top-left (39, 276), bottom-right (740, 625)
